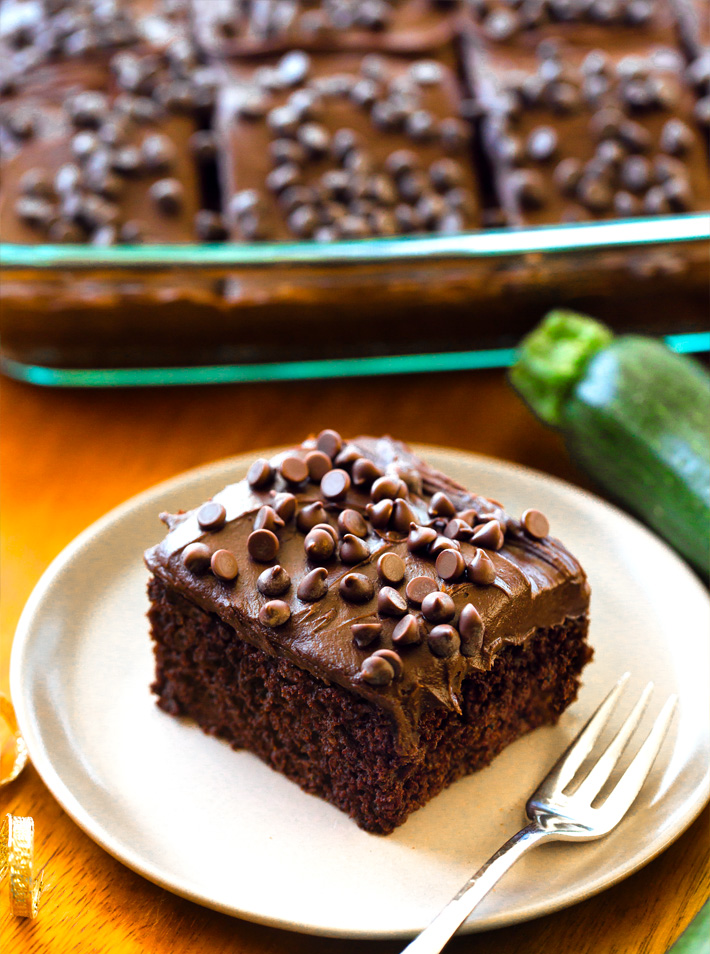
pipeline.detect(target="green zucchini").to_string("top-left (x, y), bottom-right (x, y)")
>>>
top-left (510, 310), bottom-right (710, 574)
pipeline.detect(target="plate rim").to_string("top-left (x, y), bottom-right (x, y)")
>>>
top-left (10, 444), bottom-right (710, 939)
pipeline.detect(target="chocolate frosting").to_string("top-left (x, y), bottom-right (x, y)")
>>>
top-left (144, 435), bottom-right (590, 754)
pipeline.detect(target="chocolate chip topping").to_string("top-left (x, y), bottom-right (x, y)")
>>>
top-left (280, 454), bottom-right (309, 485)
top-left (297, 501), bottom-right (328, 532)
top-left (405, 575), bottom-right (439, 606)
top-left (352, 458), bottom-right (384, 486)
top-left (259, 599), bottom-right (291, 628)
top-left (306, 450), bottom-right (332, 482)
top-left (421, 591), bottom-right (455, 624)
top-left (210, 548), bottom-right (239, 581)
top-left (367, 498), bottom-right (394, 529)
top-left (372, 648), bottom-right (403, 679)
top-left (272, 492), bottom-right (297, 522)
top-left (257, 565), bottom-right (291, 597)
top-left (304, 527), bottom-right (336, 563)
top-left (321, 468), bottom-right (351, 501)
top-left (377, 552), bottom-right (406, 585)
top-left (427, 624), bottom-right (460, 658)
top-left (340, 533), bottom-right (370, 564)
top-left (359, 654), bottom-right (395, 686)
top-left (435, 548), bottom-right (466, 581)
top-left (467, 549), bottom-right (496, 585)
top-left (247, 529), bottom-right (280, 562)
top-left (248, 458), bottom-right (273, 489)
top-left (297, 566), bottom-right (329, 601)
top-left (459, 603), bottom-right (485, 657)
top-left (407, 524), bottom-right (437, 551)
top-left (340, 572), bottom-right (375, 604)
top-left (338, 508), bottom-right (368, 538)
top-left (428, 491), bottom-right (456, 517)
top-left (254, 505), bottom-right (285, 533)
top-left (377, 585), bottom-right (407, 617)
top-left (371, 475), bottom-right (408, 502)
top-left (470, 520), bottom-right (505, 551)
top-left (316, 429), bottom-right (343, 459)
top-left (392, 614), bottom-right (423, 646)
top-left (352, 622), bottom-right (382, 648)
top-left (196, 501), bottom-right (227, 532)
top-left (522, 509), bottom-right (550, 539)
top-left (182, 542), bottom-right (211, 574)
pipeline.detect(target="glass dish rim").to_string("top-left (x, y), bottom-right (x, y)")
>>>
top-left (1, 212), bottom-right (708, 269)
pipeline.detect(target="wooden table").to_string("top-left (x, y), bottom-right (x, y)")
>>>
top-left (1, 371), bottom-right (707, 954)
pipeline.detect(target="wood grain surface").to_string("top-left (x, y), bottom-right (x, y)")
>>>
top-left (1, 370), bottom-right (707, 954)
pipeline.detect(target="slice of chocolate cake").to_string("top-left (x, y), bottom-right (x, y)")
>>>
top-left (144, 433), bottom-right (592, 834)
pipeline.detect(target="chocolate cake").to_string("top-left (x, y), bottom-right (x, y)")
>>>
top-left (144, 433), bottom-right (592, 833)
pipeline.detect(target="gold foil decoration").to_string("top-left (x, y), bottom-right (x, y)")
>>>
top-left (1, 814), bottom-right (43, 918)
top-left (0, 694), bottom-right (28, 787)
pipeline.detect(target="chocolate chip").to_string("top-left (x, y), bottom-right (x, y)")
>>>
top-left (421, 591), bottom-right (455, 624)
top-left (459, 604), bottom-right (485, 656)
top-left (298, 122), bottom-right (330, 158)
top-left (296, 502), bottom-right (327, 533)
top-left (321, 468), bottom-right (351, 501)
top-left (508, 169), bottom-right (546, 209)
top-left (254, 505), bottom-right (285, 533)
top-left (257, 565), bottom-right (291, 597)
top-left (388, 499), bottom-right (417, 534)
top-left (620, 156), bottom-right (651, 194)
top-left (367, 499), bottom-right (394, 529)
top-left (376, 585), bottom-right (406, 618)
top-left (618, 120), bottom-right (652, 154)
top-left (614, 190), bottom-right (642, 216)
top-left (142, 133), bottom-right (176, 173)
top-left (334, 446), bottom-right (361, 469)
top-left (150, 178), bottom-right (184, 215)
top-left (280, 455), bottom-right (309, 485)
top-left (483, 8), bottom-right (520, 40)
top-left (467, 549), bottom-right (496, 585)
top-left (352, 458), bottom-right (383, 487)
top-left (589, 106), bottom-right (624, 141)
top-left (182, 542), bottom-right (211, 574)
top-left (270, 492), bottom-right (295, 523)
top-left (248, 458), bottom-right (273, 489)
top-left (429, 535), bottom-right (460, 557)
top-left (392, 614), bottom-right (422, 647)
top-left (371, 476), bottom-right (407, 502)
top-left (440, 117), bottom-right (470, 153)
top-left (305, 450), bottom-right (332, 482)
top-left (336, 509), bottom-right (366, 539)
top-left (304, 527), bottom-right (336, 563)
top-left (68, 91), bottom-right (108, 128)
top-left (55, 163), bottom-right (82, 195)
top-left (352, 622), bottom-right (382, 648)
top-left (457, 509), bottom-right (478, 526)
top-left (331, 127), bottom-right (359, 163)
top-left (694, 96), bottom-right (710, 128)
top-left (211, 548), bottom-right (239, 581)
top-left (385, 149), bottom-right (420, 179)
top-left (259, 600), bottom-right (291, 628)
top-left (660, 119), bottom-right (694, 157)
top-left (297, 566), bottom-right (328, 601)
top-left (406, 109), bottom-right (436, 142)
top-left (643, 185), bottom-right (671, 215)
top-left (526, 126), bottom-right (558, 162)
top-left (407, 525), bottom-right (437, 552)
top-left (470, 520), bottom-right (505, 551)
top-left (359, 654), bottom-right (394, 686)
top-left (663, 175), bottom-right (692, 211)
top-left (339, 533), bottom-right (369, 564)
top-left (404, 577), bottom-right (437, 608)
top-left (372, 648), bottom-right (403, 679)
top-left (190, 130), bottom-right (217, 162)
top-left (435, 549), bottom-right (466, 582)
top-left (19, 169), bottom-right (54, 198)
top-left (428, 492), bottom-right (456, 518)
top-left (428, 624), bottom-right (460, 658)
top-left (409, 60), bottom-right (444, 86)
top-left (444, 518), bottom-right (474, 541)
top-left (377, 553), bottom-right (405, 586)
top-left (278, 50), bottom-right (311, 87)
top-left (340, 573), bottom-right (375, 604)
top-left (316, 429), bottom-right (343, 458)
top-left (522, 508), bottom-right (550, 539)
top-left (248, 529), bottom-right (280, 563)
top-left (14, 197), bottom-right (55, 229)
top-left (266, 163), bottom-right (302, 195)
top-left (197, 501), bottom-right (226, 532)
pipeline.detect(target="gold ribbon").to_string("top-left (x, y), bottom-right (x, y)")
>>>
top-left (0, 814), bottom-right (43, 918)
top-left (0, 693), bottom-right (41, 917)
top-left (0, 694), bottom-right (28, 788)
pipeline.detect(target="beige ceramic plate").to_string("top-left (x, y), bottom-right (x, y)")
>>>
top-left (11, 447), bottom-right (710, 939)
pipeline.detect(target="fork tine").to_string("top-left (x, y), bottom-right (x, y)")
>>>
top-left (536, 672), bottom-right (630, 798)
top-left (598, 694), bottom-right (677, 829)
top-left (573, 681), bottom-right (654, 805)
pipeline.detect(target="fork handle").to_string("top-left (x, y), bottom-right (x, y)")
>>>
top-left (400, 823), bottom-right (550, 954)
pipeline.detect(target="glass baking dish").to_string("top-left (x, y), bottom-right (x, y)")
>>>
top-left (1, 212), bottom-right (708, 387)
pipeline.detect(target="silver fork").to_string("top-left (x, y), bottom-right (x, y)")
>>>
top-left (401, 673), bottom-right (677, 954)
